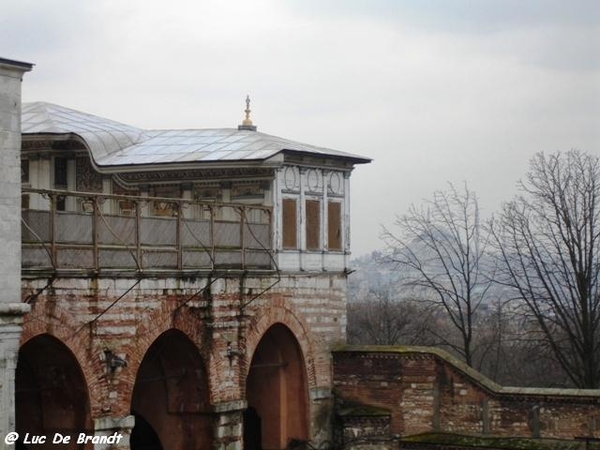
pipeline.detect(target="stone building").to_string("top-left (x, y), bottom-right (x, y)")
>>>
top-left (16, 98), bottom-right (370, 449)
top-left (0, 57), bottom-right (33, 444)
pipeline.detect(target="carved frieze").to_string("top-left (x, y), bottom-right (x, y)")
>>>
top-left (283, 166), bottom-right (300, 192)
top-left (194, 187), bottom-right (221, 202)
top-left (328, 171), bottom-right (344, 196)
top-left (306, 168), bottom-right (321, 192)
top-left (117, 167), bottom-right (274, 185)
top-left (112, 179), bottom-right (139, 196)
top-left (22, 139), bottom-right (55, 151)
top-left (231, 184), bottom-right (264, 198)
top-left (76, 157), bottom-right (103, 192)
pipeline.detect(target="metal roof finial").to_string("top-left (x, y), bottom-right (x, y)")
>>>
top-left (238, 94), bottom-right (257, 131)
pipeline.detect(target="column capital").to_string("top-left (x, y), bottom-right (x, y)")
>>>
top-left (93, 415), bottom-right (135, 450)
top-left (213, 399), bottom-right (247, 413)
top-left (94, 415), bottom-right (135, 432)
top-left (0, 303), bottom-right (30, 326)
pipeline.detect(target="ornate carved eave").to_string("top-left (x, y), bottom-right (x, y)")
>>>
top-left (115, 166), bottom-right (275, 187)
top-left (22, 135), bottom-right (87, 153)
top-left (22, 139), bottom-right (55, 151)
top-left (283, 152), bottom-right (358, 171)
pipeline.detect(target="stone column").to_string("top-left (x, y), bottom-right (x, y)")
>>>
top-left (65, 157), bottom-right (77, 211)
top-left (0, 57), bottom-right (33, 441)
top-left (310, 387), bottom-right (334, 446)
top-left (343, 171), bottom-right (351, 269)
top-left (299, 168), bottom-right (306, 270)
top-left (0, 304), bottom-right (30, 434)
top-left (139, 184), bottom-right (150, 217)
top-left (180, 182), bottom-right (193, 219)
top-left (101, 176), bottom-right (112, 214)
top-left (214, 400), bottom-right (246, 450)
top-left (93, 416), bottom-right (135, 450)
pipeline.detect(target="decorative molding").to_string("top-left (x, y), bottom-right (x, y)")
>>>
top-left (231, 184), bottom-right (264, 198)
top-left (283, 166), bottom-right (299, 191)
top-left (304, 191), bottom-right (323, 197)
top-left (22, 140), bottom-right (55, 151)
top-left (112, 179), bottom-right (139, 196)
top-left (117, 167), bottom-right (274, 185)
top-left (194, 187), bottom-right (221, 202)
top-left (328, 171), bottom-right (344, 195)
top-left (306, 168), bottom-right (321, 191)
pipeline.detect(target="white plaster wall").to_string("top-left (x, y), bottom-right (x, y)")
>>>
top-left (0, 57), bottom-right (32, 444)
top-left (0, 62), bottom-right (28, 305)
top-left (275, 164), bottom-right (350, 272)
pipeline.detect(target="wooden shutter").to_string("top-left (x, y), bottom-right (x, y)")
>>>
top-left (282, 198), bottom-right (297, 249)
top-left (328, 201), bottom-right (342, 250)
top-left (305, 200), bottom-right (320, 250)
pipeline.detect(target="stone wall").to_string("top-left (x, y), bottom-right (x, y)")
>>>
top-left (0, 58), bottom-right (30, 306)
top-left (333, 346), bottom-right (600, 448)
top-left (19, 271), bottom-right (347, 449)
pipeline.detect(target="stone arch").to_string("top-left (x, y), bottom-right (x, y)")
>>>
top-left (119, 299), bottom-right (210, 406)
top-left (244, 302), bottom-right (318, 388)
top-left (245, 323), bottom-right (310, 450)
top-left (20, 301), bottom-right (107, 417)
top-left (130, 329), bottom-right (212, 450)
top-left (16, 334), bottom-right (92, 449)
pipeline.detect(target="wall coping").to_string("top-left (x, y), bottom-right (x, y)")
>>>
top-left (0, 57), bottom-right (33, 77)
top-left (333, 345), bottom-right (600, 399)
top-left (400, 432), bottom-right (586, 449)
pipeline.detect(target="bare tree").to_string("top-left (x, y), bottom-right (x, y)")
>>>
top-left (382, 183), bottom-right (494, 366)
top-left (347, 281), bottom-right (434, 346)
top-left (492, 150), bottom-right (600, 388)
top-left (473, 301), bottom-right (567, 387)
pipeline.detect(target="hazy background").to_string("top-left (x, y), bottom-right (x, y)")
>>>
top-left (3, 0), bottom-right (599, 256)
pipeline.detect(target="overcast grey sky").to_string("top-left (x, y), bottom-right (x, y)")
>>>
top-left (2, 0), bottom-right (599, 256)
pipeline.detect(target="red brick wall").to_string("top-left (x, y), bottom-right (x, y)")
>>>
top-left (334, 351), bottom-right (406, 435)
top-left (20, 271), bottom-right (348, 447)
top-left (333, 347), bottom-right (600, 441)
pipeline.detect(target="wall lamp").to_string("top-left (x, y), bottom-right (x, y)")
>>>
top-left (104, 350), bottom-right (127, 374)
top-left (226, 342), bottom-right (243, 362)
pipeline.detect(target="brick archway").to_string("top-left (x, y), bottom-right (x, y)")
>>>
top-left (244, 302), bottom-right (317, 450)
top-left (16, 334), bottom-right (93, 448)
top-left (120, 299), bottom-right (210, 411)
top-left (245, 323), bottom-right (310, 450)
top-left (130, 329), bottom-right (212, 450)
top-left (20, 302), bottom-right (106, 417)
top-left (244, 302), bottom-right (317, 389)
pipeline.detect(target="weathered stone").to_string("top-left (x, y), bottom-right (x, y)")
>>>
top-left (333, 346), bottom-right (600, 444)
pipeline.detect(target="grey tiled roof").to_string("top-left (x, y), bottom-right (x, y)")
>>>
top-left (22, 102), bottom-right (370, 167)
top-left (22, 102), bottom-right (148, 161)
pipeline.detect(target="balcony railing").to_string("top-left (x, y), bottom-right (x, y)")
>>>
top-left (21, 188), bottom-right (273, 273)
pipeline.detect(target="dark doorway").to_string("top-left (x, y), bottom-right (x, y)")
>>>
top-left (131, 330), bottom-right (212, 450)
top-left (130, 413), bottom-right (163, 450)
top-left (243, 406), bottom-right (262, 450)
top-left (16, 334), bottom-right (92, 450)
top-left (246, 324), bottom-right (309, 450)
